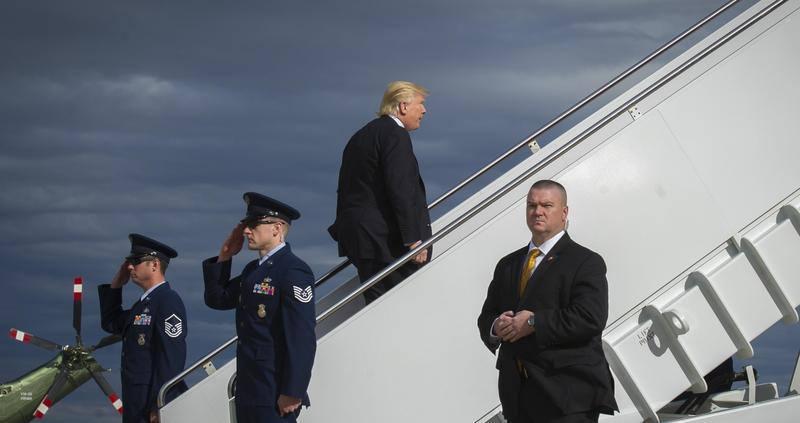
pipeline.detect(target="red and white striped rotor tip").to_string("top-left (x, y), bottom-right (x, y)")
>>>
top-left (73, 277), bottom-right (83, 301)
top-left (33, 396), bottom-right (53, 418)
top-left (109, 393), bottom-right (124, 414)
top-left (9, 328), bottom-right (32, 343)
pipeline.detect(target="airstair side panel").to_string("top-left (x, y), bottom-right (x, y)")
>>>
top-left (159, 360), bottom-right (236, 422)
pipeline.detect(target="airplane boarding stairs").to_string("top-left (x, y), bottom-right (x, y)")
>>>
top-left (159, 0), bottom-right (800, 422)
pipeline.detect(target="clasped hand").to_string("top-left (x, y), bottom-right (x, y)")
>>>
top-left (494, 310), bottom-right (534, 343)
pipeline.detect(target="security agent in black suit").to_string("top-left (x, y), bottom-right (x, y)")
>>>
top-left (98, 234), bottom-right (188, 423)
top-left (328, 81), bottom-right (432, 304)
top-left (478, 180), bottom-right (617, 423)
top-left (203, 193), bottom-right (316, 423)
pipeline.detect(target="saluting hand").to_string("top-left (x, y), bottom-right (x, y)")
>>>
top-left (110, 261), bottom-right (131, 289)
top-left (218, 222), bottom-right (245, 262)
top-left (277, 394), bottom-right (302, 416)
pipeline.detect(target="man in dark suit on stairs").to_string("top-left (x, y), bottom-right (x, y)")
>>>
top-left (478, 180), bottom-right (618, 423)
top-left (329, 81), bottom-right (432, 304)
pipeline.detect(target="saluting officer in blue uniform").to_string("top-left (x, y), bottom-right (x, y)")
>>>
top-left (203, 193), bottom-right (316, 423)
top-left (98, 234), bottom-right (188, 423)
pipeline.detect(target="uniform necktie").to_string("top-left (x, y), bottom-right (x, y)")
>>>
top-left (519, 248), bottom-right (541, 297)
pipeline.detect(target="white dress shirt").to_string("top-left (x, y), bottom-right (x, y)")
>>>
top-left (388, 114), bottom-right (404, 128)
top-left (141, 280), bottom-right (167, 301)
top-left (258, 242), bottom-right (286, 266)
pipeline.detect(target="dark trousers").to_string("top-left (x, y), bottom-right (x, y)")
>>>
top-left (508, 376), bottom-right (601, 423)
top-left (508, 410), bottom-right (599, 423)
top-left (508, 412), bottom-right (599, 423)
top-left (352, 258), bottom-right (418, 304)
top-left (235, 403), bottom-right (300, 423)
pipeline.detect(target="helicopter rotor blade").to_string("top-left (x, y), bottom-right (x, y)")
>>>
top-left (33, 366), bottom-right (69, 419)
top-left (89, 334), bottom-right (122, 351)
top-left (90, 367), bottom-right (124, 415)
top-left (72, 277), bottom-right (83, 344)
top-left (9, 328), bottom-right (62, 351)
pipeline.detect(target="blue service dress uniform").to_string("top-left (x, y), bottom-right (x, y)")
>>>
top-left (203, 243), bottom-right (316, 423)
top-left (98, 282), bottom-right (188, 423)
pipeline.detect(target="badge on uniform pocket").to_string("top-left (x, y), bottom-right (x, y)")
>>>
top-left (257, 304), bottom-right (266, 319)
top-left (137, 333), bottom-right (146, 346)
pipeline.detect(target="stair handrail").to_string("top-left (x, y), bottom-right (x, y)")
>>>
top-left (158, 0), bottom-right (788, 409)
top-left (312, 0), bottom-right (745, 290)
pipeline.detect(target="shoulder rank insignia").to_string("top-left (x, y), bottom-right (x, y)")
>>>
top-left (164, 314), bottom-right (183, 338)
top-left (137, 333), bottom-right (146, 346)
top-left (292, 285), bottom-right (313, 303)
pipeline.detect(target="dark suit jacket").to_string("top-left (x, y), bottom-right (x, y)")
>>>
top-left (328, 115), bottom-right (432, 263)
top-left (477, 234), bottom-right (618, 421)
top-left (98, 282), bottom-right (188, 423)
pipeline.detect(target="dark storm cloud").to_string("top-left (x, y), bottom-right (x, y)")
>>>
top-left (3, 1), bottom-right (795, 422)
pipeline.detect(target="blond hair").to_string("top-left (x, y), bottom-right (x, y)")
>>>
top-left (377, 81), bottom-right (429, 117)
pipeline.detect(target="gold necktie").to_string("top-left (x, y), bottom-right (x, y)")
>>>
top-left (519, 248), bottom-right (541, 297)
top-left (517, 248), bottom-right (542, 376)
